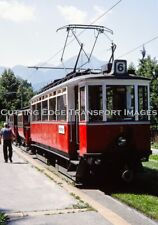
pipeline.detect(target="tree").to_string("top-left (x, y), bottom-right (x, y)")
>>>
top-left (150, 64), bottom-right (158, 123)
top-left (0, 69), bottom-right (19, 110)
top-left (0, 69), bottom-right (34, 119)
top-left (128, 62), bottom-right (136, 74)
top-left (137, 55), bottom-right (158, 123)
top-left (137, 55), bottom-right (157, 78)
top-left (16, 78), bottom-right (34, 109)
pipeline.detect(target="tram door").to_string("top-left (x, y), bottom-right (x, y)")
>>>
top-left (74, 86), bottom-right (79, 152)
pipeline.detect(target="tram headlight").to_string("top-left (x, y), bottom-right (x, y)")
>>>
top-left (87, 157), bottom-right (101, 166)
top-left (117, 136), bottom-right (127, 147)
top-left (94, 158), bottom-right (101, 165)
top-left (87, 157), bottom-right (93, 165)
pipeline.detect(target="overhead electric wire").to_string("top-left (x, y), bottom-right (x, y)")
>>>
top-left (118, 35), bottom-right (158, 58)
top-left (91, 0), bottom-right (122, 25)
top-left (38, 0), bottom-right (123, 67)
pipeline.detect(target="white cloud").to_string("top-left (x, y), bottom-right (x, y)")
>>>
top-left (0, 0), bottom-right (35, 22)
top-left (57, 5), bottom-right (87, 24)
top-left (57, 5), bottom-right (109, 25)
top-left (94, 5), bottom-right (105, 15)
top-left (90, 5), bottom-right (106, 24)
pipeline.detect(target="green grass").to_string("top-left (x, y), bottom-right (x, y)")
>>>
top-left (143, 155), bottom-right (158, 170)
top-left (0, 121), bottom-right (5, 129)
top-left (111, 158), bottom-right (158, 221)
top-left (151, 142), bottom-right (158, 149)
top-left (0, 212), bottom-right (8, 225)
top-left (112, 193), bottom-right (158, 220)
top-left (150, 154), bottom-right (158, 161)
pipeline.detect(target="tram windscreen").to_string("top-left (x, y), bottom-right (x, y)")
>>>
top-left (106, 85), bottom-right (135, 120)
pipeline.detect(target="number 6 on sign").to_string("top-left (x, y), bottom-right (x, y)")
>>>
top-left (114, 60), bottom-right (127, 75)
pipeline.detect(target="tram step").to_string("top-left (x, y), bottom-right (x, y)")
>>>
top-left (67, 171), bottom-right (76, 177)
top-left (70, 160), bottom-right (79, 165)
top-left (36, 153), bottom-right (49, 165)
top-left (56, 164), bottom-right (76, 180)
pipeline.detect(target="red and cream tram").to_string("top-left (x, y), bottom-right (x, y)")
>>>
top-left (9, 24), bottom-right (151, 183)
top-left (30, 59), bottom-right (151, 183)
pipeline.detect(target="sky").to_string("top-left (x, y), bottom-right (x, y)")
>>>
top-left (0, 0), bottom-right (158, 69)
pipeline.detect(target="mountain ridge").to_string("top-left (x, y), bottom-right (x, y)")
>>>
top-left (0, 56), bottom-right (105, 90)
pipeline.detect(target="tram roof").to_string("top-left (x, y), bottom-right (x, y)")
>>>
top-left (31, 71), bottom-right (150, 101)
top-left (39, 71), bottom-right (150, 93)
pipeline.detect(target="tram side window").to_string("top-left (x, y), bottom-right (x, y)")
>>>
top-left (32, 104), bottom-right (36, 121)
top-left (37, 102), bottom-right (41, 121)
top-left (88, 85), bottom-right (103, 122)
top-left (80, 87), bottom-right (85, 121)
top-left (10, 115), bottom-right (13, 122)
top-left (23, 114), bottom-right (29, 124)
top-left (8, 116), bottom-right (13, 126)
top-left (18, 115), bottom-right (23, 127)
top-left (14, 115), bottom-right (17, 125)
top-left (138, 86), bottom-right (148, 120)
top-left (49, 98), bottom-right (56, 120)
top-left (57, 94), bottom-right (67, 120)
top-left (42, 100), bottom-right (48, 121)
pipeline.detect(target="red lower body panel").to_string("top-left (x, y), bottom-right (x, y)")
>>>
top-left (79, 123), bottom-right (150, 156)
top-left (31, 122), bottom-right (74, 156)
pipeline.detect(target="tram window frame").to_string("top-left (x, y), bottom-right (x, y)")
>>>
top-left (138, 85), bottom-right (148, 121)
top-left (88, 85), bottom-right (103, 122)
top-left (80, 86), bottom-right (85, 121)
top-left (42, 100), bottom-right (48, 121)
top-left (57, 94), bottom-right (67, 121)
top-left (31, 104), bottom-right (36, 121)
top-left (49, 97), bottom-right (56, 121)
top-left (106, 85), bottom-right (135, 121)
top-left (36, 102), bottom-right (42, 121)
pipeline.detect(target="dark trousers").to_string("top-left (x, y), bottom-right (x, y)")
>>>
top-left (3, 140), bottom-right (13, 162)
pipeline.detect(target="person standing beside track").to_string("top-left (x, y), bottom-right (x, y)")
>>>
top-left (0, 122), bottom-right (15, 163)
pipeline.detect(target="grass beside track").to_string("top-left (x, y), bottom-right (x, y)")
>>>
top-left (151, 143), bottom-right (158, 149)
top-left (111, 155), bottom-right (158, 221)
top-left (0, 212), bottom-right (7, 225)
top-left (112, 193), bottom-right (158, 220)
top-left (149, 154), bottom-right (158, 161)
